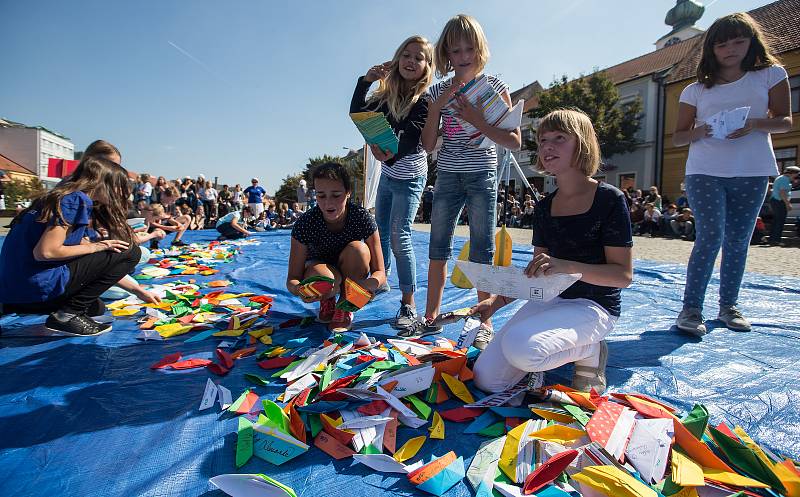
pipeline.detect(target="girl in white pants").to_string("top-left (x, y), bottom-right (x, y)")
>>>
top-left (472, 109), bottom-right (633, 394)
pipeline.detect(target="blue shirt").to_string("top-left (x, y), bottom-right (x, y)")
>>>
top-left (771, 175), bottom-right (792, 201)
top-left (0, 191), bottom-right (93, 303)
top-left (243, 185), bottom-right (266, 204)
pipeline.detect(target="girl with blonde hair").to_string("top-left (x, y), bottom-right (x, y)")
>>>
top-left (417, 14), bottom-right (521, 346)
top-left (350, 35), bottom-right (434, 332)
top-left (472, 109), bottom-right (633, 394)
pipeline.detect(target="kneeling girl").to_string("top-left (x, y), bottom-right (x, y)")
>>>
top-left (472, 109), bottom-right (633, 394)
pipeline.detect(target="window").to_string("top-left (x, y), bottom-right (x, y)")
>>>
top-left (775, 146), bottom-right (797, 173)
top-left (618, 173), bottom-right (636, 191)
top-left (791, 76), bottom-right (800, 114)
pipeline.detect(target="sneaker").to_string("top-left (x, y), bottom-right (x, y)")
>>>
top-left (676, 307), bottom-right (707, 336)
top-left (571, 340), bottom-right (608, 393)
top-left (394, 303), bottom-right (418, 332)
top-left (172, 240), bottom-right (187, 247)
top-left (717, 305), bottom-right (751, 332)
top-left (317, 297), bottom-right (336, 323)
top-left (329, 308), bottom-right (353, 332)
top-left (473, 323), bottom-right (494, 350)
top-left (526, 371), bottom-right (545, 391)
top-left (45, 313), bottom-right (112, 336)
top-left (397, 317), bottom-right (442, 338)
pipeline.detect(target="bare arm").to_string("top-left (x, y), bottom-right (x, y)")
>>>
top-left (530, 245), bottom-right (633, 288)
top-left (361, 231), bottom-right (386, 293)
top-left (754, 79), bottom-right (792, 133)
top-left (285, 237), bottom-right (309, 296)
top-left (673, 102), bottom-right (711, 147)
top-left (33, 225), bottom-right (129, 262)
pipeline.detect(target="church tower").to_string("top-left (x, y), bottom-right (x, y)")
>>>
top-left (656, 0), bottom-right (705, 49)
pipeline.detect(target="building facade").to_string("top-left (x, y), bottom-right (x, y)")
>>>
top-left (0, 119), bottom-right (74, 185)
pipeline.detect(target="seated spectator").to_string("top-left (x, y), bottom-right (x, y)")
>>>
top-left (630, 203), bottom-right (645, 234)
top-left (145, 203), bottom-right (189, 248)
top-left (640, 203), bottom-right (661, 236)
top-left (508, 205), bottom-right (522, 228)
top-left (644, 186), bottom-right (662, 210)
top-left (675, 190), bottom-right (689, 209)
top-left (253, 211), bottom-right (276, 231)
top-left (670, 208), bottom-right (695, 241)
top-left (522, 195), bottom-right (535, 228)
top-left (660, 204), bottom-right (679, 237)
top-left (751, 216), bottom-right (767, 245)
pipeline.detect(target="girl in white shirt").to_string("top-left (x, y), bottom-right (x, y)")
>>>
top-left (673, 12), bottom-right (792, 336)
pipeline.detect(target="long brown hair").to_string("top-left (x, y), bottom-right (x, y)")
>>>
top-left (13, 156), bottom-right (134, 243)
top-left (367, 35), bottom-right (434, 121)
top-left (696, 12), bottom-right (780, 88)
top-left (83, 139), bottom-right (121, 161)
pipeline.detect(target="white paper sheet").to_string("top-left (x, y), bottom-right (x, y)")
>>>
top-left (209, 474), bottom-right (292, 497)
top-left (624, 417), bottom-right (674, 483)
top-left (455, 261), bottom-right (580, 301)
top-left (199, 378), bottom-right (218, 411)
top-left (377, 363), bottom-right (435, 398)
top-left (704, 106), bottom-right (750, 139)
top-left (352, 454), bottom-right (412, 474)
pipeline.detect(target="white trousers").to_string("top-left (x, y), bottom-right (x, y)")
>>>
top-left (248, 202), bottom-right (264, 217)
top-left (473, 297), bottom-right (616, 393)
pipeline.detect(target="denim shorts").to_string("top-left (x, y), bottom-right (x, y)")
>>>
top-left (428, 169), bottom-right (497, 263)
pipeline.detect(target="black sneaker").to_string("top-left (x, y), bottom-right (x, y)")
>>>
top-left (172, 240), bottom-right (187, 247)
top-left (397, 318), bottom-right (441, 338)
top-left (393, 303), bottom-right (418, 331)
top-left (45, 313), bottom-right (112, 336)
top-left (149, 240), bottom-right (160, 250)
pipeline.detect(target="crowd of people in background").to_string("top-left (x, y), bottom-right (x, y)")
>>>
top-left (127, 173), bottom-right (319, 247)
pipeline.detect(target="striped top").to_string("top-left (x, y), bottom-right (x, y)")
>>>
top-left (428, 75), bottom-right (509, 173)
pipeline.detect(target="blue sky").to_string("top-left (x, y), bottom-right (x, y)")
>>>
top-left (1, 0), bottom-right (769, 192)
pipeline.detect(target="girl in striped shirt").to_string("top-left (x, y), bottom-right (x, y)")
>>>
top-left (417, 14), bottom-right (521, 346)
top-left (350, 35), bottom-right (434, 333)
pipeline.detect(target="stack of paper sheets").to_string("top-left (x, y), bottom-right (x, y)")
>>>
top-left (445, 74), bottom-right (524, 148)
top-left (350, 111), bottom-right (399, 154)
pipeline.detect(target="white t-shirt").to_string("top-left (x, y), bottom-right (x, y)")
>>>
top-left (203, 188), bottom-right (218, 202)
top-left (679, 65), bottom-right (788, 177)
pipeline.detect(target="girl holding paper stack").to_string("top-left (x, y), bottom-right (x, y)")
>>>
top-left (286, 162), bottom-right (386, 332)
top-left (673, 13), bottom-right (792, 336)
top-left (417, 14), bottom-right (521, 346)
top-left (349, 35), bottom-right (434, 333)
top-left (471, 109), bottom-right (633, 394)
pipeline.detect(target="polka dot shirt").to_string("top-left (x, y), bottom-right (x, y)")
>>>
top-left (291, 203), bottom-right (377, 265)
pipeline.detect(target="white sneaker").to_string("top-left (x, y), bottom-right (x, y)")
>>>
top-left (572, 340), bottom-right (608, 394)
top-left (473, 323), bottom-right (494, 350)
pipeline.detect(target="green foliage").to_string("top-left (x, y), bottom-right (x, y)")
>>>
top-left (275, 152), bottom-right (366, 204)
top-left (2, 176), bottom-right (45, 206)
top-left (526, 72), bottom-right (643, 162)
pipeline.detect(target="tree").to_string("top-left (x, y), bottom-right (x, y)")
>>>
top-left (2, 176), bottom-right (45, 206)
top-left (525, 72), bottom-right (643, 165)
top-left (273, 152), bottom-right (366, 204)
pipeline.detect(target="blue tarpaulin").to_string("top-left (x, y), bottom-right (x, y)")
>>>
top-left (1, 229), bottom-right (799, 496)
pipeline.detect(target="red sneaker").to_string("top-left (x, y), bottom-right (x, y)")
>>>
top-left (329, 308), bottom-right (353, 332)
top-left (317, 297), bottom-right (336, 323)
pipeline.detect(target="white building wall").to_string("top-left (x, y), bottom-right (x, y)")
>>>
top-left (0, 127), bottom-right (74, 182)
top-left (38, 129), bottom-right (74, 181)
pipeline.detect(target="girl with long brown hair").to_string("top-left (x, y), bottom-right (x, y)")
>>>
top-left (0, 156), bottom-right (143, 336)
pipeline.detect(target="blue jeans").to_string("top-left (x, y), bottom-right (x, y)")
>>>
top-left (374, 174), bottom-right (425, 294)
top-left (683, 174), bottom-right (768, 309)
top-left (429, 170), bottom-right (497, 264)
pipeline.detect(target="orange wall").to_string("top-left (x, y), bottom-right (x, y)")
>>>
top-left (661, 49), bottom-right (800, 200)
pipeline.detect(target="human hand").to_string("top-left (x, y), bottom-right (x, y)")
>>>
top-left (364, 62), bottom-right (391, 83)
top-left (153, 229), bottom-right (167, 240)
top-left (134, 287), bottom-right (162, 305)
top-left (469, 297), bottom-right (497, 322)
top-left (452, 93), bottom-right (485, 127)
top-left (525, 253), bottom-right (570, 277)
top-left (693, 124), bottom-right (712, 141)
top-left (432, 79), bottom-right (466, 112)
top-left (726, 119), bottom-right (755, 139)
top-left (369, 144), bottom-right (394, 162)
top-left (94, 239), bottom-right (129, 253)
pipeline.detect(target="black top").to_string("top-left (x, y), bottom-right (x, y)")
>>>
top-left (349, 76), bottom-right (428, 167)
top-left (532, 182), bottom-right (633, 317)
top-left (291, 203), bottom-right (378, 265)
